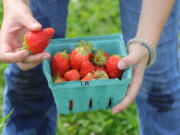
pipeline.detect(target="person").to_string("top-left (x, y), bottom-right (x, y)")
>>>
top-left (0, 0), bottom-right (179, 134)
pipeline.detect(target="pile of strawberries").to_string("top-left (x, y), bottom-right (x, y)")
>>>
top-left (51, 40), bottom-right (123, 83)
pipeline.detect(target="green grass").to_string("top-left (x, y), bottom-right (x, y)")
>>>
top-left (0, 0), bottom-right (139, 135)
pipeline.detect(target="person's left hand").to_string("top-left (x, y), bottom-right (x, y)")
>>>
top-left (112, 43), bottom-right (149, 114)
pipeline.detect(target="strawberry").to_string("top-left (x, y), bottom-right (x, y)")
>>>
top-left (51, 50), bottom-right (70, 77)
top-left (53, 75), bottom-right (66, 83)
top-left (64, 69), bottom-right (80, 81)
top-left (93, 49), bottom-right (109, 67)
top-left (93, 70), bottom-right (109, 80)
top-left (81, 73), bottom-right (94, 81)
top-left (70, 41), bottom-right (93, 70)
top-left (80, 60), bottom-right (95, 77)
top-left (95, 66), bottom-right (107, 73)
top-left (106, 55), bottom-right (123, 79)
top-left (23, 28), bottom-right (55, 54)
top-left (70, 47), bottom-right (89, 70)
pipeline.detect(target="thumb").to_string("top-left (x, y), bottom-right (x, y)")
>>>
top-left (21, 14), bottom-right (42, 31)
top-left (118, 54), bottom-right (138, 70)
top-left (118, 43), bottom-right (148, 70)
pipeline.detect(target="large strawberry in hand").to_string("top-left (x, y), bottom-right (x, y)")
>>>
top-left (23, 28), bottom-right (55, 54)
top-left (106, 55), bottom-right (123, 79)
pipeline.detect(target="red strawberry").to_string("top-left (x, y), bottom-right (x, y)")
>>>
top-left (23, 28), bottom-right (55, 54)
top-left (104, 52), bottom-right (109, 58)
top-left (93, 70), bottom-right (109, 80)
top-left (53, 75), bottom-right (66, 84)
top-left (95, 66), bottom-right (107, 73)
top-left (81, 73), bottom-right (94, 81)
top-left (64, 69), bottom-right (80, 81)
top-left (44, 28), bottom-right (55, 39)
top-left (93, 49), bottom-right (109, 67)
top-left (70, 40), bottom-right (93, 70)
top-left (51, 50), bottom-right (70, 77)
top-left (70, 47), bottom-right (89, 70)
top-left (80, 60), bottom-right (95, 77)
top-left (106, 55), bottom-right (123, 79)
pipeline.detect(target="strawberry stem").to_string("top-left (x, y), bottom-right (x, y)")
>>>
top-left (19, 39), bottom-right (32, 54)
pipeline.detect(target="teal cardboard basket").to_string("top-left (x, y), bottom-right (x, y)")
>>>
top-left (42, 34), bottom-right (132, 114)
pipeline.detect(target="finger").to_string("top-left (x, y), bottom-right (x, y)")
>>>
top-left (112, 62), bottom-right (146, 114)
top-left (17, 61), bottom-right (42, 71)
top-left (118, 44), bottom-right (149, 70)
top-left (21, 13), bottom-right (42, 31)
top-left (0, 50), bottom-right (29, 63)
top-left (22, 52), bottom-right (51, 63)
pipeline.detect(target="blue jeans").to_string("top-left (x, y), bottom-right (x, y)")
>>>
top-left (2, 0), bottom-right (180, 135)
top-left (2, 0), bottom-right (69, 135)
top-left (120, 0), bottom-right (180, 135)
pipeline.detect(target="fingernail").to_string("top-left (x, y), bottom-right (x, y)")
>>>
top-left (118, 61), bottom-right (127, 70)
top-left (42, 55), bottom-right (49, 60)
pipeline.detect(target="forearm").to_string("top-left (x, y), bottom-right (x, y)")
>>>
top-left (2, 0), bottom-right (29, 5)
top-left (136, 0), bottom-right (175, 47)
top-left (2, 0), bottom-right (30, 13)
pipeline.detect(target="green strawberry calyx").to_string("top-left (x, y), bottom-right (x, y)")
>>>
top-left (53, 73), bottom-right (63, 83)
top-left (19, 38), bottom-right (32, 54)
top-left (93, 49), bottom-right (107, 67)
top-left (76, 47), bottom-right (89, 56)
top-left (57, 50), bottom-right (69, 59)
top-left (77, 40), bottom-right (93, 54)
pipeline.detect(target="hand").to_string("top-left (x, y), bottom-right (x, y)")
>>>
top-left (0, 0), bottom-right (50, 71)
top-left (112, 43), bottom-right (149, 114)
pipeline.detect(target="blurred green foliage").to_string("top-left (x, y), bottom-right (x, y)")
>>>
top-left (66, 0), bottom-right (121, 38)
top-left (0, 0), bottom-right (139, 135)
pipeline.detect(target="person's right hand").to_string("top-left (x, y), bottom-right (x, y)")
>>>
top-left (0, 0), bottom-right (51, 71)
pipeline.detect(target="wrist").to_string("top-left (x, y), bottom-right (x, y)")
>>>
top-left (3, 0), bottom-right (29, 9)
top-left (127, 38), bottom-right (157, 67)
top-left (135, 33), bottom-right (158, 49)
